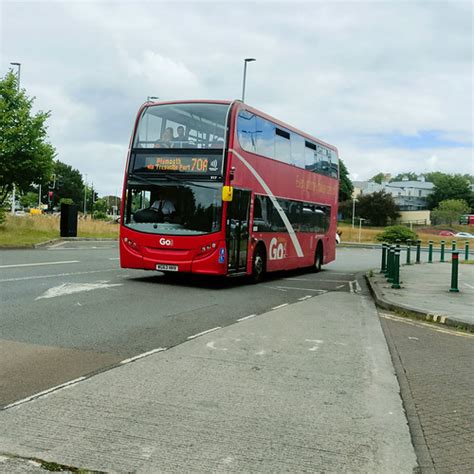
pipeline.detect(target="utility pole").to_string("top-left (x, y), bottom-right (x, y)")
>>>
top-left (10, 62), bottom-right (21, 215)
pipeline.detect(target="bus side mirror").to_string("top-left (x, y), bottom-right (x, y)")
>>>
top-left (222, 186), bottom-right (233, 202)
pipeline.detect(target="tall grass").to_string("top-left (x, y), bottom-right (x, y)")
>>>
top-left (0, 214), bottom-right (118, 247)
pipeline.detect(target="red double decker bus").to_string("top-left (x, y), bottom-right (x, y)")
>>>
top-left (120, 100), bottom-right (339, 281)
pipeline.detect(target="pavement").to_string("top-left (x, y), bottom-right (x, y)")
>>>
top-left (0, 283), bottom-right (417, 472)
top-left (367, 261), bottom-right (474, 330)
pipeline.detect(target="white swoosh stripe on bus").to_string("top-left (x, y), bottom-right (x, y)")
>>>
top-left (230, 149), bottom-right (304, 258)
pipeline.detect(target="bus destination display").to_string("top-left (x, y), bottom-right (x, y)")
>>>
top-left (133, 154), bottom-right (222, 175)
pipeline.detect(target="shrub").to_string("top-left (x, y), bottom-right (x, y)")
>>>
top-left (376, 225), bottom-right (417, 243)
top-left (0, 206), bottom-right (5, 225)
top-left (92, 211), bottom-right (109, 220)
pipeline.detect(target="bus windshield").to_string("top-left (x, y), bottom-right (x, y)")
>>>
top-left (133, 103), bottom-right (229, 150)
top-left (124, 182), bottom-right (222, 236)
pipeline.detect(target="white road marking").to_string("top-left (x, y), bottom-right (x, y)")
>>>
top-left (464, 282), bottom-right (474, 289)
top-left (336, 284), bottom-right (345, 289)
top-left (3, 377), bottom-right (86, 409)
top-left (267, 285), bottom-right (327, 293)
top-left (187, 327), bottom-right (221, 340)
top-left (285, 278), bottom-right (354, 283)
top-left (408, 337), bottom-right (419, 341)
top-left (237, 314), bottom-right (256, 322)
top-left (272, 303), bottom-right (289, 310)
top-left (308, 346), bottom-right (319, 351)
top-left (120, 347), bottom-right (167, 364)
top-left (306, 339), bottom-right (323, 343)
top-left (298, 295), bottom-right (313, 301)
top-left (255, 350), bottom-right (266, 356)
top-left (109, 257), bottom-right (120, 260)
top-left (0, 268), bottom-right (119, 283)
top-left (0, 260), bottom-right (79, 269)
top-left (206, 341), bottom-right (228, 351)
top-left (36, 281), bottom-right (123, 300)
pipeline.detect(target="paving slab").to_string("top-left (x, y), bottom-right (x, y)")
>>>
top-left (0, 292), bottom-right (416, 472)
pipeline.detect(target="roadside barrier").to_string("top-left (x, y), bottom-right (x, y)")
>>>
top-left (406, 239), bottom-right (412, 265)
top-left (416, 240), bottom-right (421, 264)
top-left (391, 248), bottom-right (401, 289)
top-left (440, 240), bottom-right (445, 262)
top-left (465, 241), bottom-right (470, 261)
top-left (380, 243), bottom-right (387, 273)
top-left (428, 240), bottom-right (433, 263)
top-left (388, 245), bottom-right (397, 284)
top-left (449, 251), bottom-right (460, 293)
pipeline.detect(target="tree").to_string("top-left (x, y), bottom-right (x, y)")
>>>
top-left (370, 172), bottom-right (386, 184)
top-left (338, 159), bottom-right (353, 202)
top-left (0, 71), bottom-right (55, 205)
top-left (356, 190), bottom-right (400, 226)
top-left (426, 174), bottom-right (472, 209)
top-left (431, 199), bottom-right (470, 226)
top-left (19, 191), bottom-right (39, 209)
top-left (51, 160), bottom-right (84, 208)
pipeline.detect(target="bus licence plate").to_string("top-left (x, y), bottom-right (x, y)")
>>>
top-left (156, 264), bottom-right (179, 272)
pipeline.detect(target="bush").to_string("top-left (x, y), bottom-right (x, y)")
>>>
top-left (92, 211), bottom-right (109, 220)
top-left (0, 206), bottom-right (5, 225)
top-left (376, 225), bottom-right (418, 243)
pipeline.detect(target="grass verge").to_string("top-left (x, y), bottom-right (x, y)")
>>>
top-left (0, 214), bottom-right (118, 248)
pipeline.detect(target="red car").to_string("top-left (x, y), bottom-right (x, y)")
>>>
top-left (439, 230), bottom-right (455, 236)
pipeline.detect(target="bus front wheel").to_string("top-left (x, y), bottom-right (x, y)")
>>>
top-left (251, 246), bottom-right (266, 283)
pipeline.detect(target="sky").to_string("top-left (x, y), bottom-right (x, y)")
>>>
top-left (1, 0), bottom-right (473, 196)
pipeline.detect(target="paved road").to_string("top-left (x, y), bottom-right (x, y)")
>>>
top-left (0, 243), bottom-right (380, 407)
top-left (381, 313), bottom-right (474, 473)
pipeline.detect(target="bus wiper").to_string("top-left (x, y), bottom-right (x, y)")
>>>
top-left (128, 172), bottom-right (219, 190)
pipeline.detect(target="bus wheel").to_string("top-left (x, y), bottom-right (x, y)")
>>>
top-left (313, 245), bottom-right (323, 273)
top-left (251, 246), bottom-right (266, 283)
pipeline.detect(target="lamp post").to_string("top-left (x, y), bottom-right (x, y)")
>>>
top-left (358, 218), bottom-right (366, 243)
top-left (147, 96), bottom-right (159, 102)
top-left (351, 197), bottom-right (356, 229)
top-left (10, 62), bottom-right (21, 215)
top-left (83, 174), bottom-right (88, 217)
top-left (241, 58), bottom-right (256, 102)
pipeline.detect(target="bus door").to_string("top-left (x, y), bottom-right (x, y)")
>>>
top-left (226, 189), bottom-right (251, 273)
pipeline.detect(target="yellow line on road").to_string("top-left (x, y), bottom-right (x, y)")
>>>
top-left (379, 313), bottom-right (474, 338)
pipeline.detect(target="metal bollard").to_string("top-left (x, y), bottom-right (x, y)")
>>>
top-left (465, 241), bottom-right (470, 261)
top-left (387, 246), bottom-right (395, 283)
top-left (452, 240), bottom-right (457, 252)
top-left (449, 251), bottom-right (460, 293)
top-left (440, 240), bottom-right (445, 262)
top-left (406, 239), bottom-right (412, 265)
top-left (381, 243), bottom-right (387, 273)
top-left (391, 248), bottom-right (401, 289)
top-left (416, 240), bottom-right (421, 264)
top-left (428, 240), bottom-right (433, 263)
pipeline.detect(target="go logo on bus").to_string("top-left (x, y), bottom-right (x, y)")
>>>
top-left (269, 237), bottom-right (287, 260)
top-left (159, 238), bottom-right (173, 246)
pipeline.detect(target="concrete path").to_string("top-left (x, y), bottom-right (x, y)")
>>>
top-left (369, 262), bottom-right (474, 329)
top-left (0, 292), bottom-right (417, 472)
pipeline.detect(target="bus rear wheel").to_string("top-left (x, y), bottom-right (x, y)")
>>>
top-left (313, 245), bottom-right (323, 273)
top-left (251, 246), bottom-right (266, 283)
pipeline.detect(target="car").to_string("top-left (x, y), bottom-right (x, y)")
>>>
top-left (14, 210), bottom-right (26, 216)
top-left (439, 230), bottom-right (455, 236)
top-left (455, 232), bottom-right (474, 238)
top-left (336, 232), bottom-right (341, 245)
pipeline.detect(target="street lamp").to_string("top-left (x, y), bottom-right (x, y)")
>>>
top-left (10, 62), bottom-right (21, 215)
top-left (241, 58), bottom-right (256, 102)
top-left (147, 96), bottom-right (159, 102)
top-left (358, 218), bottom-right (366, 243)
top-left (352, 197), bottom-right (357, 229)
top-left (10, 62), bottom-right (21, 92)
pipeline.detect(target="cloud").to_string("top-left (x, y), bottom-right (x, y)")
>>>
top-left (1, 0), bottom-right (472, 196)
